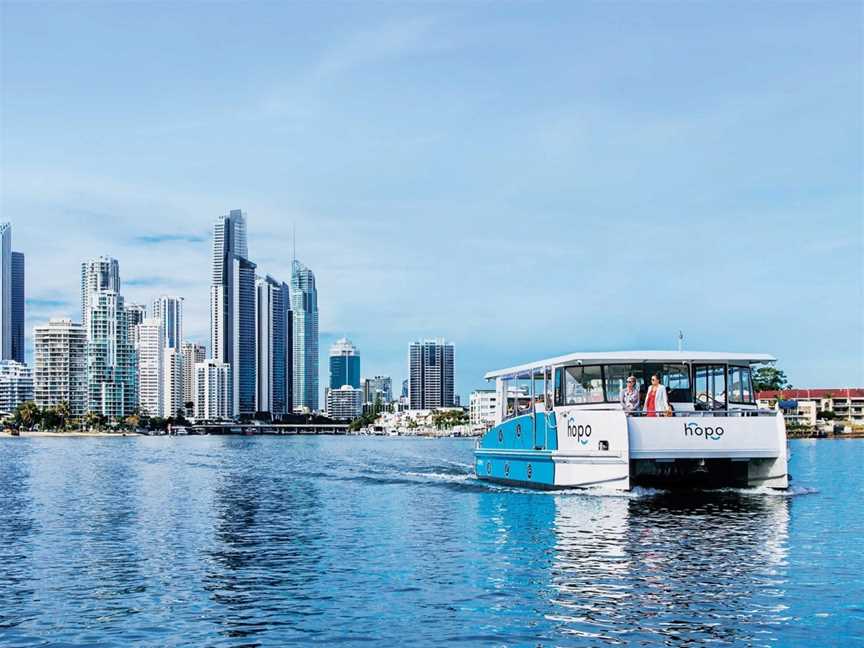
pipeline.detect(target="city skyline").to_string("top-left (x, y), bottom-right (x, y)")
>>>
top-left (2, 3), bottom-right (862, 399)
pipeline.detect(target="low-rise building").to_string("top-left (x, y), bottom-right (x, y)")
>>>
top-left (0, 361), bottom-right (34, 415)
top-left (757, 388), bottom-right (864, 426)
top-left (326, 385), bottom-right (363, 420)
top-left (469, 389), bottom-right (497, 431)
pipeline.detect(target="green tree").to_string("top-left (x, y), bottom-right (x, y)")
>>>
top-left (42, 407), bottom-right (62, 430)
top-left (14, 401), bottom-right (41, 430)
top-left (753, 367), bottom-right (791, 392)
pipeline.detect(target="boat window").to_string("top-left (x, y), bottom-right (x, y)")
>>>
top-left (694, 365), bottom-right (726, 410)
top-left (604, 364), bottom-right (644, 402)
top-left (554, 368), bottom-right (564, 406)
top-left (728, 365), bottom-right (755, 404)
top-left (563, 365), bottom-right (605, 405)
top-left (644, 363), bottom-right (691, 403)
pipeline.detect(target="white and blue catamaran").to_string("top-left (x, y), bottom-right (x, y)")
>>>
top-left (474, 351), bottom-right (788, 490)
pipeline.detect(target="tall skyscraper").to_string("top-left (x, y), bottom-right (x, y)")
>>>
top-left (210, 209), bottom-right (256, 417)
top-left (409, 339), bottom-right (455, 410)
top-left (82, 257), bottom-right (136, 417)
top-left (255, 275), bottom-right (292, 416)
top-left (181, 342), bottom-right (205, 408)
top-left (10, 252), bottom-right (24, 363)
top-left (194, 359), bottom-right (231, 421)
top-left (0, 223), bottom-right (24, 362)
top-left (136, 318), bottom-right (163, 417)
top-left (0, 223), bottom-right (10, 360)
top-left (152, 296), bottom-right (183, 351)
top-left (33, 319), bottom-right (87, 416)
top-left (81, 256), bottom-right (120, 331)
top-left (329, 337), bottom-right (360, 389)
top-left (291, 259), bottom-right (318, 411)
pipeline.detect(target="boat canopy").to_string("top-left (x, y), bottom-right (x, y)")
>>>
top-left (484, 351), bottom-right (776, 381)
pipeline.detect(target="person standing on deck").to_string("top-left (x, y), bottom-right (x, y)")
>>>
top-left (645, 374), bottom-right (670, 417)
top-left (620, 376), bottom-right (641, 414)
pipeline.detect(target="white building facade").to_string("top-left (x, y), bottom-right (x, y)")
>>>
top-left (469, 389), bottom-right (498, 431)
top-left (326, 385), bottom-right (363, 420)
top-left (182, 342), bottom-right (205, 410)
top-left (152, 296), bottom-right (184, 351)
top-left (136, 318), bottom-right (164, 417)
top-left (163, 348), bottom-right (184, 419)
top-left (33, 319), bottom-right (88, 416)
top-left (0, 360), bottom-right (33, 415)
top-left (194, 360), bottom-right (231, 421)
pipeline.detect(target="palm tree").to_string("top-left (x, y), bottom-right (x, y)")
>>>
top-left (15, 401), bottom-right (41, 430)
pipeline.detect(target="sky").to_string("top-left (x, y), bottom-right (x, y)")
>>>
top-left (1, 1), bottom-right (862, 401)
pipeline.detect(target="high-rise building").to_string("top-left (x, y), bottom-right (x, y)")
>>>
top-left (181, 342), bottom-right (205, 409)
top-left (152, 296), bottom-right (183, 351)
top-left (326, 384), bottom-right (363, 420)
top-left (136, 318), bottom-right (163, 417)
top-left (33, 319), bottom-right (87, 416)
top-left (125, 303), bottom-right (147, 349)
top-left (162, 348), bottom-right (184, 419)
top-left (210, 209), bottom-right (256, 417)
top-left (363, 375), bottom-right (393, 409)
top-left (0, 223), bottom-right (24, 362)
top-left (81, 256), bottom-right (120, 331)
top-left (0, 223), bottom-right (10, 360)
top-left (255, 275), bottom-right (292, 416)
top-left (409, 339), bottom-right (455, 410)
top-left (291, 260), bottom-right (318, 411)
top-left (10, 252), bottom-right (24, 363)
top-left (82, 257), bottom-right (136, 417)
top-left (194, 359), bottom-right (231, 421)
top-left (329, 337), bottom-right (360, 389)
top-left (0, 360), bottom-right (33, 415)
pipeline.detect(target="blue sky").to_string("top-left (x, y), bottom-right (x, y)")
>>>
top-left (1, 2), bottom-right (862, 399)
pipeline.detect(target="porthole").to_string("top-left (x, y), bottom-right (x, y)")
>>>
top-left (498, 429), bottom-right (504, 443)
top-left (527, 464), bottom-right (533, 479)
top-left (486, 461), bottom-right (492, 474)
top-left (515, 424), bottom-right (521, 438)
top-left (504, 462), bottom-right (510, 477)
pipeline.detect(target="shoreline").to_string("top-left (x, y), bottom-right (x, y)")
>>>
top-left (1, 431), bottom-right (136, 438)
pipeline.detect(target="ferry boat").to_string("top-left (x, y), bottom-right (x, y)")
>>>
top-left (474, 351), bottom-right (788, 490)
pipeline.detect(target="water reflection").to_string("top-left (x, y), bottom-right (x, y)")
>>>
top-left (548, 491), bottom-right (791, 644)
top-left (0, 442), bottom-right (36, 632)
top-left (204, 438), bottom-right (324, 643)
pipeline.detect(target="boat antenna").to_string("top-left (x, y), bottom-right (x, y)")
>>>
top-left (678, 330), bottom-right (684, 352)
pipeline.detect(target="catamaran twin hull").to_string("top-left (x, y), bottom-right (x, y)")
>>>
top-left (473, 351), bottom-right (789, 490)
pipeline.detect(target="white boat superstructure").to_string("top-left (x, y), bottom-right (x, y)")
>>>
top-left (474, 351), bottom-right (789, 490)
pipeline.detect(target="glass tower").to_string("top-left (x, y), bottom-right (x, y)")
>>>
top-left (329, 337), bottom-right (360, 389)
top-left (290, 259), bottom-right (318, 411)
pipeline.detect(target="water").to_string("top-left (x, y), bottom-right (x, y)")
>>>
top-left (0, 436), bottom-right (861, 647)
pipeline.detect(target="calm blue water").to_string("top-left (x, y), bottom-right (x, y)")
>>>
top-left (0, 436), bottom-right (861, 647)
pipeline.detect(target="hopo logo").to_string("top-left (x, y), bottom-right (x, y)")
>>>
top-left (684, 421), bottom-right (724, 441)
top-left (567, 418), bottom-right (592, 445)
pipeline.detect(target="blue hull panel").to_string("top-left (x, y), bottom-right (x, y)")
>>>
top-left (474, 451), bottom-right (556, 488)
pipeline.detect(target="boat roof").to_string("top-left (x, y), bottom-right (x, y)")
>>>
top-left (485, 351), bottom-right (776, 380)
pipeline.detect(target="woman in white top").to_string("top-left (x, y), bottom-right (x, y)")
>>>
top-left (644, 374), bottom-right (670, 417)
